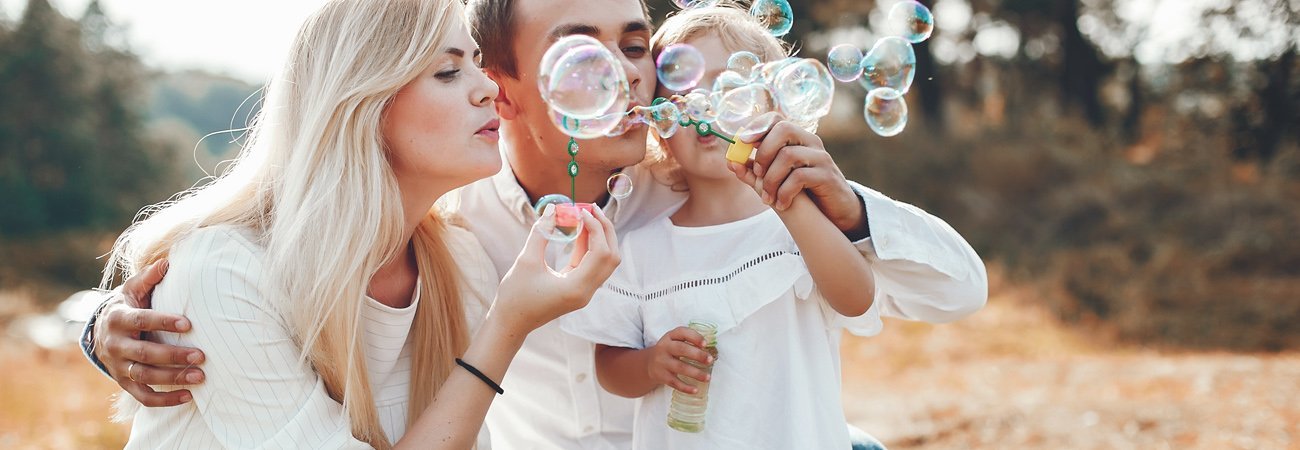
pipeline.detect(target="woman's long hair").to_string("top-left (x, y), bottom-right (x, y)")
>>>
top-left (102, 0), bottom-right (469, 447)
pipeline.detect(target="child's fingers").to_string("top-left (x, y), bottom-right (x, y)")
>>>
top-left (663, 375), bottom-right (699, 395)
top-left (668, 340), bottom-right (714, 366)
top-left (666, 358), bottom-right (711, 384)
top-left (664, 326), bottom-right (706, 348)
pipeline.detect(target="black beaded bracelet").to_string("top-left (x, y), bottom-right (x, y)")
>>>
top-left (455, 358), bottom-right (504, 395)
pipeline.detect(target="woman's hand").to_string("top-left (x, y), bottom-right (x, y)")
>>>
top-left (491, 204), bottom-right (621, 334)
top-left (645, 326), bottom-right (713, 394)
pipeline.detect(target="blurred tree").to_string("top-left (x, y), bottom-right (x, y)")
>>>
top-left (79, 0), bottom-right (178, 227)
top-left (0, 0), bottom-right (175, 235)
top-left (0, 0), bottom-right (95, 234)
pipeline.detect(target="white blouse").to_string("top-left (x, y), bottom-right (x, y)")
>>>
top-left (560, 209), bottom-right (882, 450)
top-left (124, 224), bottom-right (497, 449)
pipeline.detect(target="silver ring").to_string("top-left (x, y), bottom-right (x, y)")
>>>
top-left (127, 361), bottom-right (138, 383)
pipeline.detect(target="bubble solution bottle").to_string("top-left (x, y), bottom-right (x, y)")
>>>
top-left (666, 321), bottom-right (719, 433)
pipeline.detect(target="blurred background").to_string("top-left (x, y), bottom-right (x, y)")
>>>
top-left (0, 0), bottom-right (1296, 448)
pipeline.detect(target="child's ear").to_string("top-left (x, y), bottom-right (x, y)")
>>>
top-left (487, 70), bottom-right (519, 121)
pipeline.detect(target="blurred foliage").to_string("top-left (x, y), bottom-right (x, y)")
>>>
top-left (0, 0), bottom-right (173, 235)
top-left (0, 0), bottom-right (256, 291)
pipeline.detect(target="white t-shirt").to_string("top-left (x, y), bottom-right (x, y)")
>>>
top-left (560, 209), bottom-right (882, 450)
top-left (124, 224), bottom-right (497, 449)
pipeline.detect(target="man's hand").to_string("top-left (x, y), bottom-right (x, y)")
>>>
top-left (94, 260), bottom-right (206, 406)
top-left (728, 121), bottom-right (870, 238)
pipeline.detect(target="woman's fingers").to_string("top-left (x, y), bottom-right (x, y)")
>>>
top-left (570, 209), bottom-right (619, 283)
top-left (592, 204), bottom-right (618, 252)
top-left (517, 204), bottom-right (555, 268)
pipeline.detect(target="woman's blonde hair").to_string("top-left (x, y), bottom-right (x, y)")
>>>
top-left (644, 3), bottom-right (790, 189)
top-left (102, 0), bottom-right (468, 447)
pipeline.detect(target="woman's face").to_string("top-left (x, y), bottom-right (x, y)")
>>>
top-left (383, 18), bottom-right (502, 196)
top-left (656, 33), bottom-right (734, 180)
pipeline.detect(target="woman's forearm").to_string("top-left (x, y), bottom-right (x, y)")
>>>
top-left (778, 194), bottom-right (876, 317)
top-left (396, 313), bottom-right (526, 449)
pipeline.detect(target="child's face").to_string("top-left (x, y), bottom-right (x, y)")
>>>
top-left (656, 33), bottom-right (735, 180)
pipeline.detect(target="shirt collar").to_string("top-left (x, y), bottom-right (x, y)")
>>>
top-left (491, 152), bottom-right (641, 226)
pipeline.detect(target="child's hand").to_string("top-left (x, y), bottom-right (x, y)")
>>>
top-left (647, 326), bottom-right (714, 394)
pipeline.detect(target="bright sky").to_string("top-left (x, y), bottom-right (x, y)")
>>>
top-left (1, 0), bottom-right (324, 82)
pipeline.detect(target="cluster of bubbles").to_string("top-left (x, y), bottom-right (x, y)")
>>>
top-left (530, 0), bottom-right (929, 240)
top-left (826, 1), bottom-right (933, 136)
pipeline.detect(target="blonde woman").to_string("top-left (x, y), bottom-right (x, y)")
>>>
top-left (101, 0), bottom-right (619, 448)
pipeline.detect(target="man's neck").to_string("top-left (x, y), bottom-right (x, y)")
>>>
top-left (505, 134), bottom-right (618, 206)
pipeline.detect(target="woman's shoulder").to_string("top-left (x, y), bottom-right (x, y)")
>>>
top-left (162, 224), bottom-right (269, 302)
top-left (172, 224), bottom-right (266, 260)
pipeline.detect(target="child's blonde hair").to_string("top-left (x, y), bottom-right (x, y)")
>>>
top-left (644, 3), bottom-right (790, 190)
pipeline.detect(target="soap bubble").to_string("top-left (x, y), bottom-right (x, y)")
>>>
top-left (543, 37), bottom-right (628, 119)
top-left (712, 70), bottom-right (749, 96)
top-left (657, 44), bottom-right (707, 92)
top-left (726, 51), bottom-right (762, 79)
top-left (538, 35), bottom-right (600, 94)
top-left (827, 44), bottom-right (864, 82)
top-left (607, 172), bottom-right (633, 199)
top-left (715, 83), bottom-right (777, 136)
top-left (551, 99), bottom-right (628, 139)
top-left (886, 1), bottom-right (935, 44)
top-left (533, 194), bottom-right (585, 243)
top-left (682, 90), bottom-right (717, 123)
top-left (628, 102), bottom-right (683, 138)
top-left (859, 36), bottom-right (916, 94)
top-left (772, 58), bottom-right (835, 123)
top-left (757, 57), bottom-right (799, 86)
top-left (750, 0), bottom-right (794, 37)
top-left (864, 87), bottom-right (908, 137)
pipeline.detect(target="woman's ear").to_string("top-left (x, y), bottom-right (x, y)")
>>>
top-left (488, 70), bottom-right (519, 121)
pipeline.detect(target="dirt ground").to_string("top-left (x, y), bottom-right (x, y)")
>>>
top-left (2, 268), bottom-right (1297, 449)
top-left (840, 272), bottom-right (1300, 449)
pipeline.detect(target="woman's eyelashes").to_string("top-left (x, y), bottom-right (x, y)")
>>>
top-left (435, 65), bottom-right (461, 81)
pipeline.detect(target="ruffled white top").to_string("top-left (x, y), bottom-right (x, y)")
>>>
top-left (561, 209), bottom-right (882, 450)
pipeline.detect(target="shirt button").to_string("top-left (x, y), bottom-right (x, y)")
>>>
top-left (575, 373), bottom-right (588, 383)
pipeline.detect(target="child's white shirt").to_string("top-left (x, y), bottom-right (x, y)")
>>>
top-left (561, 208), bottom-right (882, 450)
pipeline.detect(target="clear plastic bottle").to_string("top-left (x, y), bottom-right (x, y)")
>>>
top-left (666, 321), bottom-right (719, 433)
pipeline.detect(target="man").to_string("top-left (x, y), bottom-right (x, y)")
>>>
top-left (82, 0), bottom-right (987, 448)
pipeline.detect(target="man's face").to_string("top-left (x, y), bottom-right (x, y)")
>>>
top-left (503, 0), bottom-right (657, 169)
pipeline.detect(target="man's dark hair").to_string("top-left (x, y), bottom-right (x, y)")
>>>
top-left (466, 0), bottom-right (652, 79)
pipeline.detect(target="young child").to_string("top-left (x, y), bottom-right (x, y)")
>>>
top-left (561, 5), bottom-right (883, 449)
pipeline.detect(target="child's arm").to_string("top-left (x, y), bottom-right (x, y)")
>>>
top-left (777, 193), bottom-right (876, 316)
top-left (593, 327), bottom-right (714, 398)
top-left (778, 192), bottom-right (877, 316)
